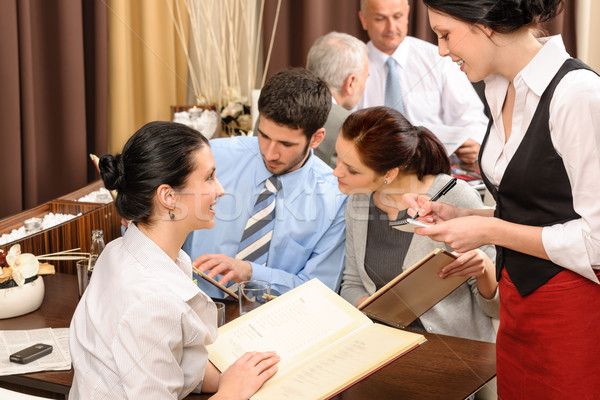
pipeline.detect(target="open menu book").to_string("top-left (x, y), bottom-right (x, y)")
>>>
top-left (358, 249), bottom-right (466, 329)
top-left (207, 279), bottom-right (426, 400)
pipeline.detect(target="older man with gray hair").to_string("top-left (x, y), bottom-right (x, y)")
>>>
top-left (307, 31), bottom-right (369, 168)
top-left (357, 0), bottom-right (488, 165)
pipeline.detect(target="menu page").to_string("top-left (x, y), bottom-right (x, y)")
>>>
top-left (252, 324), bottom-right (425, 400)
top-left (208, 279), bottom-right (371, 373)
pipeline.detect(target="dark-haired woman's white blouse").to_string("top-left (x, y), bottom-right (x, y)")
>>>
top-left (69, 224), bottom-right (218, 399)
top-left (481, 35), bottom-right (600, 283)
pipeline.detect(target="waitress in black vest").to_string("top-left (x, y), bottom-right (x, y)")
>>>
top-left (403, 0), bottom-right (600, 398)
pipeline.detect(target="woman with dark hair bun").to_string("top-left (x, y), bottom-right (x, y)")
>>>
top-left (408, 0), bottom-right (600, 397)
top-left (335, 106), bottom-right (499, 343)
top-left (69, 121), bottom-right (279, 399)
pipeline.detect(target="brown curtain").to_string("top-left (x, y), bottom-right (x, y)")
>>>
top-left (263, 0), bottom-right (577, 80)
top-left (0, 0), bottom-right (578, 220)
top-left (0, 0), bottom-right (107, 219)
top-left (543, 0), bottom-right (577, 56)
top-left (262, 0), bottom-right (367, 78)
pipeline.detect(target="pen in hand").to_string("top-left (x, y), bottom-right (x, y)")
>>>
top-left (413, 177), bottom-right (457, 220)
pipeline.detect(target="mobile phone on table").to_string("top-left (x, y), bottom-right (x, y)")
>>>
top-left (9, 343), bottom-right (53, 364)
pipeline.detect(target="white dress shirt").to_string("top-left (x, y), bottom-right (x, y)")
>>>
top-left (481, 35), bottom-right (600, 283)
top-left (357, 37), bottom-right (489, 151)
top-left (70, 224), bottom-right (218, 399)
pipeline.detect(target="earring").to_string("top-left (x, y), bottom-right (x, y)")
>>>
top-left (384, 180), bottom-right (388, 184)
top-left (169, 209), bottom-right (175, 220)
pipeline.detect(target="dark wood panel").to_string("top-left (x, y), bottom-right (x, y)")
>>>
top-left (0, 181), bottom-right (121, 274)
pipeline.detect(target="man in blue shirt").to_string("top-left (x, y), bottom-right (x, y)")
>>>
top-left (183, 68), bottom-right (347, 297)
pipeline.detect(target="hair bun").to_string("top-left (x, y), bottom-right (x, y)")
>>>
top-left (99, 154), bottom-right (124, 191)
top-left (518, 0), bottom-right (565, 24)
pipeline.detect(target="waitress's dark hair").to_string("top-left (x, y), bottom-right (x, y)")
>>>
top-left (341, 107), bottom-right (450, 180)
top-left (423, 0), bottom-right (565, 34)
top-left (99, 121), bottom-right (209, 225)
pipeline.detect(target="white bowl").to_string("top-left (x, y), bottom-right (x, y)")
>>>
top-left (0, 276), bottom-right (45, 319)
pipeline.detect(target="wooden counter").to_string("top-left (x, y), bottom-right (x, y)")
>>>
top-left (0, 181), bottom-right (121, 274)
top-left (0, 274), bottom-right (496, 400)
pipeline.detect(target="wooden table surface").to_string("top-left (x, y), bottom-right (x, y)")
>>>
top-left (0, 274), bottom-right (496, 400)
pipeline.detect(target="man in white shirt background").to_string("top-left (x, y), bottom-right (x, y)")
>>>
top-left (357, 0), bottom-right (488, 164)
top-left (307, 31), bottom-right (369, 168)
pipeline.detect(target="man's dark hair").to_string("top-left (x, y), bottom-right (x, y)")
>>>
top-left (258, 67), bottom-right (332, 139)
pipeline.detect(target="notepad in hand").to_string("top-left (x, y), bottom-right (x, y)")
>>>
top-left (390, 218), bottom-right (430, 233)
top-left (358, 249), bottom-right (465, 329)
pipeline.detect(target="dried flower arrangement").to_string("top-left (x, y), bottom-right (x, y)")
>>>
top-left (168, 0), bottom-right (281, 136)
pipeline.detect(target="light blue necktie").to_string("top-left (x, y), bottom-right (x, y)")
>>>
top-left (236, 176), bottom-right (281, 266)
top-left (384, 57), bottom-right (406, 116)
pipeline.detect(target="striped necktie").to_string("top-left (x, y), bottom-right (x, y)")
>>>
top-left (236, 176), bottom-right (281, 265)
top-left (384, 57), bottom-right (406, 116)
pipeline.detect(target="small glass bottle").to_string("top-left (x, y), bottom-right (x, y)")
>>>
top-left (88, 230), bottom-right (105, 274)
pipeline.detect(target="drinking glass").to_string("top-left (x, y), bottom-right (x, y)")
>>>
top-left (76, 259), bottom-right (94, 298)
top-left (238, 280), bottom-right (271, 315)
top-left (214, 301), bottom-right (226, 327)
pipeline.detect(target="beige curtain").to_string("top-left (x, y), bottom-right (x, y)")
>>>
top-left (576, 0), bottom-right (600, 70)
top-left (106, 0), bottom-right (189, 153)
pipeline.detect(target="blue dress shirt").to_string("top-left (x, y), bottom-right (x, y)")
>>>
top-left (183, 136), bottom-right (347, 297)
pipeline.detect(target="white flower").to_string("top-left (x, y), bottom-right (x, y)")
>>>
top-left (236, 113), bottom-right (252, 132)
top-left (222, 88), bottom-right (246, 104)
top-left (6, 244), bottom-right (39, 287)
top-left (220, 101), bottom-right (244, 118)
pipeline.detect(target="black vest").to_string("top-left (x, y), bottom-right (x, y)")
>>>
top-left (480, 58), bottom-right (595, 297)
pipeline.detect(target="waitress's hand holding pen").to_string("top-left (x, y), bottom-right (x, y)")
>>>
top-left (404, 178), bottom-right (462, 224)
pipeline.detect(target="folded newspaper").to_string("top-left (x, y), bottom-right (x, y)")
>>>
top-left (0, 327), bottom-right (71, 376)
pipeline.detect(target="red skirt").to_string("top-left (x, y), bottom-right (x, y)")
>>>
top-left (497, 267), bottom-right (600, 399)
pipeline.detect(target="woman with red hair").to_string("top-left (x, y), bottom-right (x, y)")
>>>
top-left (335, 106), bottom-right (498, 342)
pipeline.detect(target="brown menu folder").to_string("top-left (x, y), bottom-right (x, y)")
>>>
top-left (358, 249), bottom-right (466, 328)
